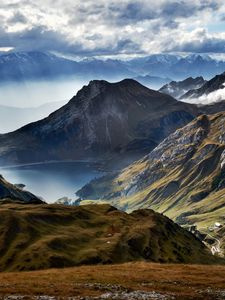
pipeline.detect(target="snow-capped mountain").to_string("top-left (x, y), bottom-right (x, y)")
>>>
top-left (0, 51), bottom-right (225, 83)
top-left (127, 54), bottom-right (225, 79)
top-left (0, 51), bottom-right (134, 82)
top-left (0, 51), bottom-right (79, 81)
top-left (159, 77), bottom-right (206, 99)
top-left (181, 72), bottom-right (225, 104)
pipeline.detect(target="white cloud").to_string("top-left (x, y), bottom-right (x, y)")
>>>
top-left (189, 83), bottom-right (225, 104)
top-left (0, 0), bottom-right (224, 57)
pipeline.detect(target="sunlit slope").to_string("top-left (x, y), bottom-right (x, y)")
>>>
top-left (77, 113), bottom-right (225, 230)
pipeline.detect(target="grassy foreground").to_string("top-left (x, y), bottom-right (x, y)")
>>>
top-left (0, 262), bottom-right (225, 299)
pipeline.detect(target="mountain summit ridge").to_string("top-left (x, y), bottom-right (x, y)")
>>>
top-left (0, 79), bottom-right (198, 167)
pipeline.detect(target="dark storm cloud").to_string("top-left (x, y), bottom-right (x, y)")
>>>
top-left (0, 26), bottom-right (68, 51)
top-left (94, 0), bottom-right (220, 26)
top-left (0, 23), bottom-right (142, 56)
top-left (172, 37), bottom-right (225, 53)
top-left (112, 1), bottom-right (155, 25)
top-left (161, 0), bottom-right (219, 19)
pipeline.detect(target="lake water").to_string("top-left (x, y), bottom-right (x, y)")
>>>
top-left (0, 161), bottom-right (104, 203)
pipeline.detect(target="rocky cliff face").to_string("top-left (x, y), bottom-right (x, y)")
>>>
top-left (0, 79), bottom-right (198, 167)
top-left (181, 72), bottom-right (225, 100)
top-left (77, 112), bottom-right (225, 232)
top-left (159, 76), bottom-right (206, 99)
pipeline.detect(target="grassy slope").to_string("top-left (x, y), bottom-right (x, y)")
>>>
top-left (0, 262), bottom-right (225, 299)
top-left (77, 113), bottom-right (225, 253)
top-left (0, 202), bottom-right (219, 272)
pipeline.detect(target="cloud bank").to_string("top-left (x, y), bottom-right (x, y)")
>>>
top-left (183, 83), bottom-right (225, 105)
top-left (0, 0), bottom-right (225, 57)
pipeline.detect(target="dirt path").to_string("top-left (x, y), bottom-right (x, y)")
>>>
top-left (207, 233), bottom-right (221, 255)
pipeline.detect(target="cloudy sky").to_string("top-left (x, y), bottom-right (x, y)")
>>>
top-left (0, 0), bottom-right (225, 57)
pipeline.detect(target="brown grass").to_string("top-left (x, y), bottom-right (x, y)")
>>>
top-left (0, 262), bottom-right (225, 299)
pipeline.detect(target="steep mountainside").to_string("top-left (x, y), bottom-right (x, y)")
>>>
top-left (181, 72), bottom-right (225, 100)
top-left (0, 175), bottom-right (42, 203)
top-left (0, 202), bottom-right (218, 271)
top-left (0, 79), bottom-right (198, 166)
top-left (77, 113), bottom-right (225, 233)
top-left (159, 77), bottom-right (206, 99)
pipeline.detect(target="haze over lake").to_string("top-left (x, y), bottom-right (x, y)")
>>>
top-left (0, 161), bottom-right (103, 203)
top-left (0, 78), bottom-right (87, 107)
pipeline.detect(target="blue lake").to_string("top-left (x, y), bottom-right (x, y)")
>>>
top-left (0, 161), bottom-right (104, 203)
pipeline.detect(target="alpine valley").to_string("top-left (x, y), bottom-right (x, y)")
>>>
top-left (2, 1), bottom-right (225, 299)
top-left (0, 73), bottom-right (225, 299)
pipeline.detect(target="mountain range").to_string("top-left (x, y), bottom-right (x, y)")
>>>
top-left (1, 51), bottom-right (225, 84)
top-left (120, 54), bottom-right (225, 80)
top-left (159, 76), bottom-right (206, 99)
top-left (181, 71), bottom-right (225, 102)
top-left (0, 51), bottom-right (134, 82)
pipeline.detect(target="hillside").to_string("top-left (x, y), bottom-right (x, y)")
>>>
top-left (0, 175), bottom-right (42, 203)
top-left (0, 202), bottom-right (218, 272)
top-left (77, 113), bottom-right (225, 238)
top-left (0, 79), bottom-right (198, 167)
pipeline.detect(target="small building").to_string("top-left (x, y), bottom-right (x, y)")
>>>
top-left (214, 222), bottom-right (222, 229)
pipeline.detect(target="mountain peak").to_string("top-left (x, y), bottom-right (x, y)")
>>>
top-left (87, 78), bottom-right (142, 88)
top-left (159, 76), bottom-right (206, 99)
top-left (75, 78), bottom-right (147, 101)
top-left (0, 79), bottom-right (198, 166)
top-left (181, 71), bottom-right (225, 100)
top-left (87, 79), bottom-right (110, 92)
top-left (88, 79), bottom-right (109, 86)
